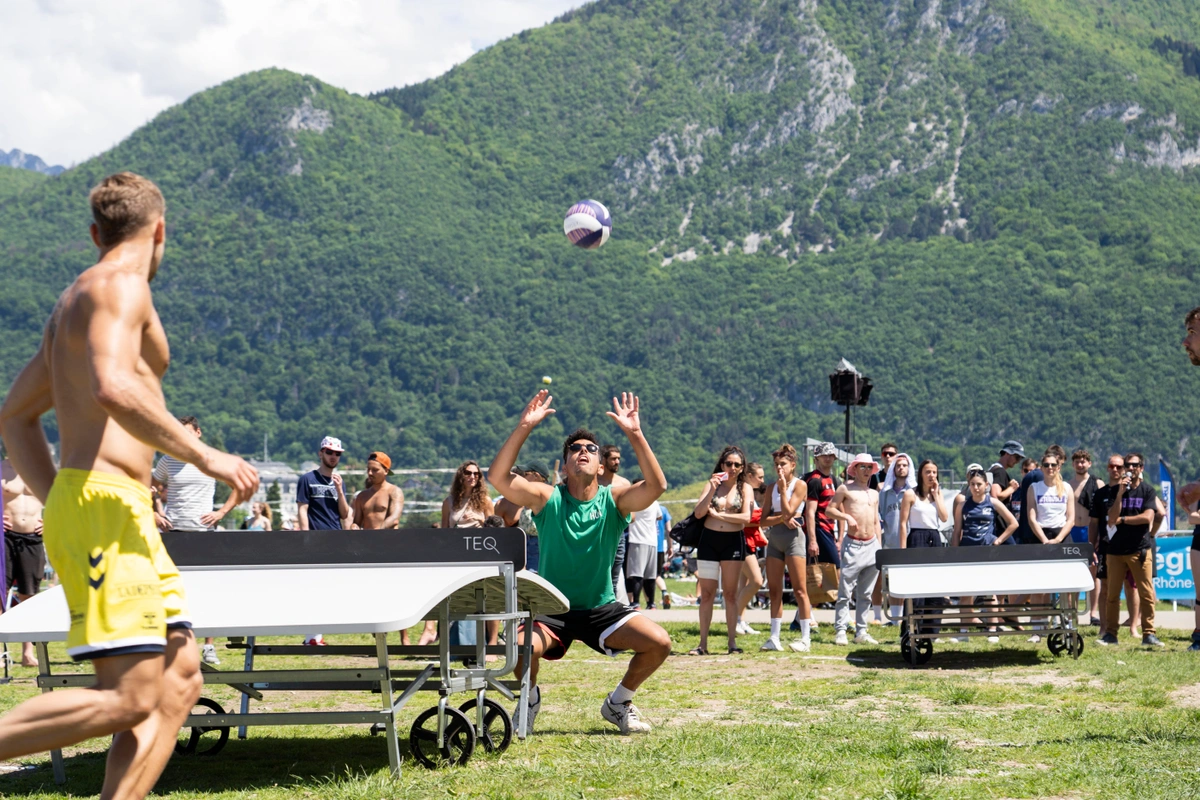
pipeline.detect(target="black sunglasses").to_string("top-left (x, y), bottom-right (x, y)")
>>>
top-left (881, 452), bottom-right (897, 458)
top-left (464, 470), bottom-right (480, 477)
top-left (1041, 461), bottom-right (1059, 468)
top-left (321, 449), bottom-right (342, 457)
top-left (1127, 462), bottom-right (1143, 469)
top-left (723, 460), bottom-right (744, 468)
top-left (568, 443), bottom-right (600, 454)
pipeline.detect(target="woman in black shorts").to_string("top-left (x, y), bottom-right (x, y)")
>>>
top-left (690, 446), bottom-right (752, 655)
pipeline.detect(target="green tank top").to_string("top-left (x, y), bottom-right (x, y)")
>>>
top-left (532, 484), bottom-right (631, 610)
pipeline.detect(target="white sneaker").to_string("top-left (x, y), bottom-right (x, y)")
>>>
top-left (1027, 634), bottom-right (1042, 644)
top-left (834, 630), bottom-right (849, 646)
top-left (788, 638), bottom-right (811, 652)
top-left (760, 637), bottom-right (784, 651)
top-left (987, 636), bottom-right (1000, 644)
top-left (201, 643), bottom-right (220, 665)
top-left (601, 697), bottom-right (651, 734)
top-left (740, 621), bottom-right (759, 635)
top-left (854, 632), bottom-right (879, 645)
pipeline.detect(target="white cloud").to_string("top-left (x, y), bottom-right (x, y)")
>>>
top-left (0, 0), bottom-right (585, 166)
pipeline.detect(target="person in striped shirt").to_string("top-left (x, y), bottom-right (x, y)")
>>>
top-left (151, 415), bottom-right (240, 664)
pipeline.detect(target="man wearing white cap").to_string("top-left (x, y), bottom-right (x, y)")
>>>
top-left (296, 436), bottom-right (350, 646)
top-left (827, 453), bottom-right (882, 646)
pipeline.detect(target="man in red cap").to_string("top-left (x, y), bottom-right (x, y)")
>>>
top-left (827, 453), bottom-right (882, 646)
top-left (351, 452), bottom-right (404, 530)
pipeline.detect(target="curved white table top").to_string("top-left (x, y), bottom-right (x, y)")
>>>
top-left (0, 565), bottom-right (567, 642)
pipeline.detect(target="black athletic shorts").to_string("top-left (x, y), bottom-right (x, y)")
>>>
top-left (697, 527), bottom-right (746, 562)
top-left (5, 530), bottom-right (46, 597)
top-left (1192, 527), bottom-right (1200, 552)
top-left (656, 551), bottom-right (666, 577)
top-left (524, 602), bottom-right (639, 658)
top-left (1095, 539), bottom-right (1108, 580)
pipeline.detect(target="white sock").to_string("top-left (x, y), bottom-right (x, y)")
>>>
top-left (890, 604), bottom-right (903, 619)
top-left (872, 604), bottom-right (883, 621)
top-left (770, 618), bottom-right (782, 638)
top-left (529, 684), bottom-right (540, 705)
top-left (801, 620), bottom-right (811, 640)
top-left (609, 683), bottom-right (635, 705)
top-left (737, 616), bottom-right (743, 625)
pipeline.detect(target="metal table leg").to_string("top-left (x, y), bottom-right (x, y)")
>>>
top-left (238, 635), bottom-right (255, 740)
top-left (376, 633), bottom-right (401, 777)
top-left (37, 642), bottom-right (66, 785)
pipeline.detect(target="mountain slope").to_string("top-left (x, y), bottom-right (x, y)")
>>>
top-left (3, 0), bottom-right (1200, 483)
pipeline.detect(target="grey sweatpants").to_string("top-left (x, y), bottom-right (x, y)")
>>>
top-left (834, 537), bottom-right (881, 634)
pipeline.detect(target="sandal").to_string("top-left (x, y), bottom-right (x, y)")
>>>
top-left (687, 647), bottom-right (709, 656)
top-left (728, 647), bottom-right (744, 654)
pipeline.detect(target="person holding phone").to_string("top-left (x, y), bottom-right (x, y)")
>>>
top-left (690, 446), bottom-right (753, 655)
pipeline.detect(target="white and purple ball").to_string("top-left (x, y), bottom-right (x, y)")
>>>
top-left (563, 200), bottom-right (612, 249)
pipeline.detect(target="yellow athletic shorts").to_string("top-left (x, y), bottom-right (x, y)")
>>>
top-left (43, 469), bottom-right (190, 661)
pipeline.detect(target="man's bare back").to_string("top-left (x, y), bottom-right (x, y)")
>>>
top-left (353, 483), bottom-right (403, 529)
top-left (0, 172), bottom-right (259, 800)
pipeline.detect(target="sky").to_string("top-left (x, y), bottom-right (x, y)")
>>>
top-left (0, 0), bottom-right (586, 167)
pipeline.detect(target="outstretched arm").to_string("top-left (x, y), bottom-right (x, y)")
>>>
top-left (487, 391), bottom-right (556, 513)
top-left (608, 393), bottom-right (668, 516)
top-left (0, 337), bottom-right (55, 503)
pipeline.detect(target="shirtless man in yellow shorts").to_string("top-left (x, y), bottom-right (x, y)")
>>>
top-left (0, 172), bottom-right (259, 799)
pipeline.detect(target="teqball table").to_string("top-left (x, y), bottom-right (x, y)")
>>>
top-left (0, 528), bottom-right (567, 782)
top-left (877, 542), bottom-right (1094, 666)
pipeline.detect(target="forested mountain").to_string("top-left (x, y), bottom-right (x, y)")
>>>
top-left (4, 0), bottom-right (1200, 484)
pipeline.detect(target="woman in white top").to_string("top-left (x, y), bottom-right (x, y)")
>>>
top-left (1025, 453), bottom-right (1074, 544)
top-left (899, 460), bottom-right (949, 548)
top-left (898, 459), bottom-right (950, 635)
top-left (425, 461), bottom-right (495, 648)
top-left (1022, 451), bottom-right (1075, 642)
top-left (758, 444), bottom-right (812, 652)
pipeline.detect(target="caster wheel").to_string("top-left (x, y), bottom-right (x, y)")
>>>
top-left (1047, 633), bottom-right (1067, 656)
top-left (175, 697), bottom-right (230, 756)
top-left (410, 706), bottom-right (476, 768)
top-left (1067, 632), bottom-right (1084, 659)
top-left (459, 698), bottom-right (513, 754)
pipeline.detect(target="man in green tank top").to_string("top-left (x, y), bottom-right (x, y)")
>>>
top-left (488, 390), bottom-right (670, 735)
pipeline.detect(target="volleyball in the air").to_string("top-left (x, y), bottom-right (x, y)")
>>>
top-left (563, 200), bottom-right (612, 249)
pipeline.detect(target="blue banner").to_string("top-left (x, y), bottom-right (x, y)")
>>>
top-left (1154, 536), bottom-right (1194, 601)
top-left (1159, 458), bottom-right (1176, 531)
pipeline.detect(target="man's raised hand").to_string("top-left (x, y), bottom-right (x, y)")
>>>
top-left (606, 392), bottom-right (642, 437)
top-left (519, 389), bottom-right (556, 429)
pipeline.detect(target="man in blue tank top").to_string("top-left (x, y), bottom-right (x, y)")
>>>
top-left (488, 390), bottom-right (670, 735)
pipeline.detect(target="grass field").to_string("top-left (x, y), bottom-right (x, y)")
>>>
top-left (2, 621), bottom-right (1200, 799)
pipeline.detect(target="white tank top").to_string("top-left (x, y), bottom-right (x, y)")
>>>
top-left (908, 494), bottom-right (941, 529)
top-left (1033, 481), bottom-right (1068, 528)
top-left (771, 477), bottom-right (801, 513)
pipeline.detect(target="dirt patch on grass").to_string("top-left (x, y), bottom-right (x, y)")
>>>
top-left (975, 670), bottom-right (1100, 690)
top-left (1169, 682), bottom-right (1200, 708)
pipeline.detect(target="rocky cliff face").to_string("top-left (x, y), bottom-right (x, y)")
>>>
top-left (0, 148), bottom-right (64, 176)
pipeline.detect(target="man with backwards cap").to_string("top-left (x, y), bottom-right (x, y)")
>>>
top-left (827, 453), bottom-right (882, 646)
top-left (296, 436), bottom-right (351, 645)
top-left (351, 452), bottom-right (404, 530)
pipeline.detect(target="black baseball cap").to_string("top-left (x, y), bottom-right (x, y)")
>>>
top-left (999, 441), bottom-right (1025, 457)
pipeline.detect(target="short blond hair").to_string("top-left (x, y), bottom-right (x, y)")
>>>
top-left (88, 172), bottom-right (165, 246)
